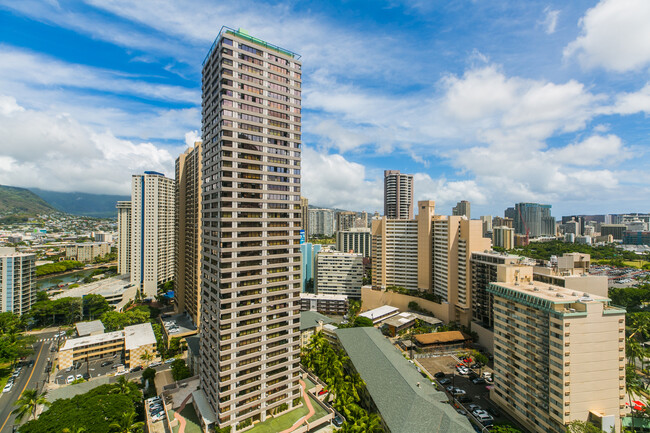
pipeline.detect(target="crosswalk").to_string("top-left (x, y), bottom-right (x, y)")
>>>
top-left (37, 336), bottom-right (71, 342)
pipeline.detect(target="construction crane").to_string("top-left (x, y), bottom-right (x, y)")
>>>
top-left (517, 206), bottom-right (530, 246)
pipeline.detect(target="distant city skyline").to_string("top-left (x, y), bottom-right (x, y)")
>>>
top-left (1, 0), bottom-right (649, 216)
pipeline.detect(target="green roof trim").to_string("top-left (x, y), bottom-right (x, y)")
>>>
top-left (203, 26), bottom-right (301, 65)
top-left (335, 327), bottom-right (475, 433)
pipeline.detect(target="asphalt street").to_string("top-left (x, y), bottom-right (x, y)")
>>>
top-left (0, 331), bottom-right (56, 433)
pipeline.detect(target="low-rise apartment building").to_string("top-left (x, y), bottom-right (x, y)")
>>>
top-left (0, 247), bottom-right (36, 315)
top-left (59, 322), bottom-right (157, 370)
top-left (300, 293), bottom-right (348, 315)
top-left (65, 242), bottom-right (111, 263)
top-left (488, 281), bottom-right (625, 433)
top-left (315, 251), bottom-right (364, 299)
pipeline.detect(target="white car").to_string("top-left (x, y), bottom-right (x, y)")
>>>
top-left (115, 370), bottom-right (128, 376)
top-left (76, 374), bottom-right (83, 381)
top-left (66, 375), bottom-right (75, 384)
top-left (3, 383), bottom-right (13, 393)
top-left (149, 362), bottom-right (162, 368)
top-left (457, 367), bottom-right (469, 375)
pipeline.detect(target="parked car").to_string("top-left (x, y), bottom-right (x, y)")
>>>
top-left (452, 388), bottom-right (466, 396)
top-left (115, 370), bottom-right (128, 376)
top-left (101, 361), bottom-right (113, 367)
top-left (472, 377), bottom-right (486, 385)
top-left (467, 404), bottom-right (481, 412)
top-left (468, 372), bottom-right (479, 380)
top-left (112, 364), bottom-right (125, 370)
top-left (439, 378), bottom-right (451, 385)
top-left (76, 374), bottom-right (83, 381)
top-left (457, 395), bottom-right (473, 403)
top-left (149, 362), bottom-right (162, 368)
top-left (456, 366), bottom-right (469, 375)
top-left (3, 383), bottom-right (13, 393)
top-left (434, 371), bottom-right (445, 378)
top-left (66, 375), bottom-right (75, 384)
top-left (83, 373), bottom-right (90, 380)
top-left (164, 358), bottom-right (176, 364)
top-left (130, 366), bottom-right (143, 372)
top-left (456, 409), bottom-right (467, 416)
top-left (332, 415), bottom-right (344, 427)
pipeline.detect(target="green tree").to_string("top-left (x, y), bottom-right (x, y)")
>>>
top-left (140, 350), bottom-right (153, 364)
top-left (566, 420), bottom-right (603, 433)
top-left (352, 316), bottom-right (373, 327)
top-left (62, 427), bottom-right (86, 433)
top-left (108, 411), bottom-right (144, 433)
top-left (490, 426), bottom-right (523, 433)
top-left (82, 294), bottom-right (112, 320)
top-left (112, 376), bottom-right (132, 395)
top-left (142, 368), bottom-right (156, 383)
top-left (171, 359), bottom-right (192, 381)
top-left (12, 389), bottom-right (51, 422)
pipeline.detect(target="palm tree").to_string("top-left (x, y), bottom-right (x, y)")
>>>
top-left (140, 350), bottom-right (153, 364)
top-left (112, 376), bottom-right (131, 395)
top-left (109, 411), bottom-right (144, 433)
top-left (12, 389), bottom-right (50, 422)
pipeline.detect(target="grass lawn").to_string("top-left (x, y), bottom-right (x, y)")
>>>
top-left (0, 364), bottom-right (12, 389)
top-left (170, 405), bottom-right (202, 433)
top-left (304, 377), bottom-right (316, 390)
top-left (247, 401), bottom-right (311, 433)
top-left (307, 394), bottom-right (329, 422)
top-left (594, 259), bottom-right (648, 269)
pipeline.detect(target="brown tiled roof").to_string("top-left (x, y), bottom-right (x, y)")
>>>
top-left (414, 331), bottom-right (468, 345)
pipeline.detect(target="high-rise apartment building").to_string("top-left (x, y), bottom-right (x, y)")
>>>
top-left (452, 200), bottom-right (471, 219)
top-left (299, 196), bottom-right (308, 236)
top-left (493, 216), bottom-right (513, 228)
top-left (116, 201), bottom-right (131, 275)
top-left (488, 281), bottom-right (625, 433)
top-left (432, 216), bottom-right (491, 325)
top-left (470, 250), bottom-right (529, 329)
top-left (129, 171), bottom-right (175, 297)
top-left (371, 201), bottom-right (435, 291)
top-left (336, 211), bottom-right (356, 232)
top-left (0, 247), bottom-right (35, 315)
top-left (480, 215), bottom-right (492, 236)
top-left (199, 27), bottom-right (302, 431)
top-left (514, 202), bottom-right (555, 238)
top-left (336, 228), bottom-right (371, 258)
top-left (492, 226), bottom-right (515, 249)
top-left (299, 242), bottom-right (321, 291)
top-left (175, 141), bottom-right (202, 326)
top-left (383, 170), bottom-right (414, 219)
top-left (315, 252), bottom-right (364, 299)
top-left (308, 208), bottom-right (335, 237)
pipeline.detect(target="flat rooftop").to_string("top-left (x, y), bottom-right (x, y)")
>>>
top-left (75, 320), bottom-right (105, 336)
top-left (124, 323), bottom-right (156, 350)
top-left (492, 280), bottom-right (609, 303)
top-left (300, 293), bottom-right (347, 301)
top-left (383, 312), bottom-right (416, 328)
top-left (61, 329), bottom-right (123, 351)
top-left (359, 305), bottom-right (399, 321)
top-left (161, 313), bottom-right (197, 336)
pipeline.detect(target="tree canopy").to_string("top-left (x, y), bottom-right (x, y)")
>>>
top-left (19, 382), bottom-right (142, 433)
top-left (82, 294), bottom-right (112, 320)
top-left (511, 240), bottom-right (640, 262)
top-left (29, 297), bottom-right (82, 327)
top-left (100, 308), bottom-right (150, 332)
top-left (35, 261), bottom-right (84, 277)
top-left (171, 359), bottom-right (192, 381)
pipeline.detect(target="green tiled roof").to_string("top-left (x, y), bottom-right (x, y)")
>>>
top-left (335, 327), bottom-right (475, 433)
top-left (300, 311), bottom-right (335, 331)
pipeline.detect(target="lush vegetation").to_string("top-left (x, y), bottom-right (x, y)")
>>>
top-left (510, 240), bottom-right (643, 262)
top-left (82, 294), bottom-right (112, 320)
top-left (19, 380), bottom-right (143, 433)
top-left (100, 308), bottom-right (150, 332)
top-left (171, 359), bottom-right (192, 381)
top-left (0, 313), bottom-right (34, 365)
top-left (308, 235), bottom-right (335, 245)
top-left (29, 293), bottom-right (83, 327)
top-left (13, 389), bottom-right (50, 422)
top-left (302, 333), bottom-right (383, 432)
top-left (610, 284), bottom-right (650, 311)
top-left (386, 285), bottom-right (443, 304)
top-left (36, 261), bottom-right (84, 277)
top-left (0, 185), bottom-right (56, 214)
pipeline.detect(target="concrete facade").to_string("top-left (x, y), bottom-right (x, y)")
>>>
top-left (175, 141), bottom-right (203, 326)
top-left (315, 251), bottom-right (363, 298)
top-left (0, 247), bottom-right (36, 315)
top-left (492, 226), bottom-right (515, 249)
top-left (335, 228), bottom-right (371, 258)
top-left (199, 28), bottom-right (302, 431)
top-left (116, 201), bottom-right (131, 275)
top-left (489, 281), bottom-right (625, 433)
top-left (65, 242), bottom-right (111, 263)
top-left (383, 170), bottom-right (414, 220)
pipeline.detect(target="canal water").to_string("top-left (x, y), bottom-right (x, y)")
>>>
top-left (37, 269), bottom-right (95, 290)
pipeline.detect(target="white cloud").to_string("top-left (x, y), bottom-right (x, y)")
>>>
top-left (609, 82), bottom-right (650, 115)
top-left (541, 7), bottom-right (559, 35)
top-left (413, 174), bottom-right (487, 211)
top-left (550, 134), bottom-right (625, 166)
top-left (0, 95), bottom-right (182, 194)
top-left (301, 147), bottom-right (383, 212)
top-left (184, 130), bottom-right (201, 147)
top-left (564, 0), bottom-right (650, 72)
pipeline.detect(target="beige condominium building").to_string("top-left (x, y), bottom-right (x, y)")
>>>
top-left (315, 251), bottom-right (363, 299)
top-left (175, 141), bottom-right (203, 326)
top-left (117, 200), bottom-right (131, 275)
top-left (198, 27), bottom-right (302, 432)
top-left (65, 242), bottom-right (111, 263)
top-left (383, 170), bottom-right (414, 219)
top-left (452, 200), bottom-right (471, 219)
top-left (432, 215), bottom-right (491, 326)
top-left (0, 247), bottom-right (36, 315)
top-left (492, 225), bottom-right (515, 249)
top-left (58, 322), bottom-right (157, 370)
top-left (336, 211), bottom-right (356, 232)
top-left (488, 280), bottom-right (625, 433)
top-left (300, 196), bottom-right (308, 235)
top-left (128, 171), bottom-right (175, 297)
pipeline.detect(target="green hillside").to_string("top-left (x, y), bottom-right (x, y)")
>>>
top-left (0, 185), bottom-right (57, 214)
top-left (29, 188), bottom-right (129, 218)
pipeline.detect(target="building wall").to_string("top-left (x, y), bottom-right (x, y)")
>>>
top-left (175, 141), bottom-right (203, 326)
top-left (452, 200), bottom-right (470, 219)
top-left (117, 201), bottom-right (131, 275)
top-left (336, 229), bottom-right (371, 258)
top-left (65, 243), bottom-right (111, 263)
top-left (199, 28), bottom-right (302, 431)
top-left (371, 217), bottom-right (419, 290)
top-left (0, 248), bottom-right (36, 315)
top-left (514, 202), bottom-right (555, 238)
top-left (300, 197), bottom-right (308, 235)
top-left (130, 173), bottom-right (175, 297)
top-left (361, 287), bottom-right (452, 324)
top-left (336, 211), bottom-right (356, 232)
top-left (492, 226), bottom-right (514, 249)
top-left (383, 170), bottom-right (414, 220)
top-left (600, 224), bottom-right (626, 241)
top-left (308, 208), bottom-right (335, 237)
top-left (315, 252), bottom-right (363, 298)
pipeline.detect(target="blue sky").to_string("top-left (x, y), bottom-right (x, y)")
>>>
top-left (0, 0), bottom-right (649, 217)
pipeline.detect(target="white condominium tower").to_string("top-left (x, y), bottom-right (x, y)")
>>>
top-left (199, 27), bottom-right (303, 431)
top-left (117, 200), bottom-right (132, 275)
top-left (0, 247), bottom-right (36, 315)
top-left (384, 169), bottom-right (414, 219)
top-left (129, 171), bottom-right (175, 298)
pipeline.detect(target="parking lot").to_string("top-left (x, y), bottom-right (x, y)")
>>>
top-left (417, 355), bottom-right (526, 431)
top-left (55, 356), bottom-right (174, 385)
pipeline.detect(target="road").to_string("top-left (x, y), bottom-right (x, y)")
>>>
top-left (0, 331), bottom-right (55, 433)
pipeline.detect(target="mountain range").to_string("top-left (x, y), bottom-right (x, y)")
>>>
top-left (0, 185), bottom-right (129, 218)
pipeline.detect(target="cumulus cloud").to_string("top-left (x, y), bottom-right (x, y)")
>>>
top-left (0, 95), bottom-right (182, 194)
top-left (413, 174), bottom-right (487, 211)
top-left (564, 0), bottom-right (650, 72)
top-left (608, 82), bottom-right (650, 115)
